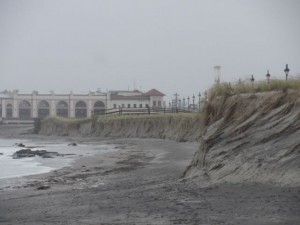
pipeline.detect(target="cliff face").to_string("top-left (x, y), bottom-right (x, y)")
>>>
top-left (39, 114), bottom-right (202, 142)
top-left (184, 91), bottom-right (300, 186)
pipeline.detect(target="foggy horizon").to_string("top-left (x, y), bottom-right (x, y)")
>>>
top-left (1, 0), bottom-right (300, 101)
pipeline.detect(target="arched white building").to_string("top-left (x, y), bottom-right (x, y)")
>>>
top-left (0, 89), bottom-right (165, 123)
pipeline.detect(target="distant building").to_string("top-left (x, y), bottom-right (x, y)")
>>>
top-left (0, 89), bottom-right (165, 122)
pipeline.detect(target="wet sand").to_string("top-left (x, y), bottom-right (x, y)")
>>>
top-left (0, 125), bottom-right (299, 224)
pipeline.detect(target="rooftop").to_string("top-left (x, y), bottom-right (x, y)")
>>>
top-left (145, 89), bottom-right (165, 96)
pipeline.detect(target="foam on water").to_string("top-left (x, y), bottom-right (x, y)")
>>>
top-left (0, 138), bottom-right (113, 180)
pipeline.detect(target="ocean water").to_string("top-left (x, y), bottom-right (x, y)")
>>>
top-left (0, 138), bottom-right (113, 180)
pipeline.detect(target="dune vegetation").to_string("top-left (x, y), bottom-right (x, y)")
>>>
top-left (208, 78), bottom-right (300, 100)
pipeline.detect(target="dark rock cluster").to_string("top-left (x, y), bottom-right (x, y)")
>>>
top-left (14, 143), bottom-right (25, 147)
top-left (13, 149), bottom-right (61, 159)
top-left (12, 142), bottom-right (77, 159)
top-left (68, 142), bottom-right (77, 146)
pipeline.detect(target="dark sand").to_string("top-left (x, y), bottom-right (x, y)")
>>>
top-left (0, 125), bottom-right (299, 224)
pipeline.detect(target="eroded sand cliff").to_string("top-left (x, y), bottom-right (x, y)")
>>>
top-left (39, 114), bottom-right (202, 142)
top-left (185, 91), bottom-right (300, 186)
top-left (39, 91), bottom-right (300, 186)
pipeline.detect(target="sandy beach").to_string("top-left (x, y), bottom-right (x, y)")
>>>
top-left (0, 125), bottom-right (299, 224)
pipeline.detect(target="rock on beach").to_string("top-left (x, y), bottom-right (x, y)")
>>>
top-left (13, 149), bottom-right (61, 159)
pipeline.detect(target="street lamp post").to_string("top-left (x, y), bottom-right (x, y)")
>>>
top-left (250, 75), bottom-right (255, 86)
top-left (250, 75), bottom-right (255, 89)
top-left (284, 64), bottom-right (290, 81)
top-left (192, 94), bottom-right (195, 111)
top-left (266, 70), bottom-right (271, 83)
top-left (198, 92), bottom-right (201, 110)
top-left (187, 96), bottom-right (190, 110)
top-left (284, 64), bottom-right (290, 90)
top-left (250, 75), bottom-right (255, 94)
top-left (174, 93), bottom-right (179, 109)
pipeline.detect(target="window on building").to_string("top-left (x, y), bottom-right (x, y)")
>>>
top-left (133, 104), bottom-right (136, 108)
top-left (139, 104), bottom-right (142, 108)
top-left (113, 104), bottom-right (117, 109)
top-left (153, 101), bottom-right (156, 107)
top-left (75, 101), bottom-right (87, 118)
top-left (6, 104), bottom-right (12, 118)
top-left (56, 101), bottom-right (69, 117)
top-left (127, 104), bottom-right (131, 108)
top-left (94, 101), bottom-right (105, 115)
top-left (146, 104), bottom-right (149, 108)
top-left (38, 101), bottom-right (50, 118)
top-left (19, 100), bottom-right (31, 119)
top-left (121, 104), bottom-right (125, 108)
top-left (158, 101), bottom-right (162, 107)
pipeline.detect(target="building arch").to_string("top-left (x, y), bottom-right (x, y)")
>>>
top-left (6, 104), bottom-right (12, 118)
top-left (38, 100), bottom-right (50, 118)
top-left (75, 101), bottom-right (87, 118)
top-left (19, 100), bottom-right (31, 119)
top-left (56, 101), bottom-right (68, 117)
top-left (93, 101), bottom-right (105, 115)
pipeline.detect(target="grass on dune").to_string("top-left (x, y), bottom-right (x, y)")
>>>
top-left (42, 116), bottom-right (91, 124)
top-left (209, 78), bottom-right (300, 99)
top-left (94, 113), bottom-right (199, 124)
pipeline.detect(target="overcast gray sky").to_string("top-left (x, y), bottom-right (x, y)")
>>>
top-left (1, 0), bottom-right (299, 100)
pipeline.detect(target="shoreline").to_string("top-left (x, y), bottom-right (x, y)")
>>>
top-left (0, 126), bottom-right (299, 224)
top-left (0, 134), bottom-right (117, 184)
top-left (1, 137), bottom-right (197, 191)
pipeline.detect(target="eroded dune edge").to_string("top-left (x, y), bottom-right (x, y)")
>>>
top-left (38, 91), bottom-right (300, 186)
